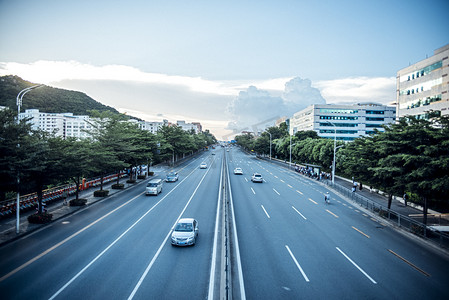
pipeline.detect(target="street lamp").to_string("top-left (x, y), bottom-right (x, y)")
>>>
top-left (326, 121), bottom-right (338, 185)
top-left (267, 131), bottom-right (272, 160)
top-left (289, 135), bottom-right (296, 169)
top-left (15, 84), bottom-right (42, 233)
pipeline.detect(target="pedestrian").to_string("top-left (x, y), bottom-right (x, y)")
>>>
top-left (403, 192), bottom-right (408, 207)
top-left (359, 182), bottom-right (363, 190)
top-left (62, 188), bottom-right (68, 206)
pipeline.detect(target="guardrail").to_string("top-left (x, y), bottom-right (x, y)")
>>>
top-left (0, 173), bottom-right (126, 219)
top-left (324, 180), bottom-right (449, 249)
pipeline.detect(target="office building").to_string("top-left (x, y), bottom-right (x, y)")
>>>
top-left (397, 44), bottom-right (449, 119)
top-left (289, 103), bottom-right (396, 141)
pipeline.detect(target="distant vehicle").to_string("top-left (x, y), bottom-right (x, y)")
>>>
top-left (146, 179), bottom-right (163, 195)
top-left (234, 167), bottom-right (243, 175)
top-left (226, 149), bottom-right (229, 152)
top-left (165, 171), bottom-right (179, 182)
top-left (212, 152), bottom-right (215, 155)
top-left (200, 162), bottom-right (208, 169)
top-left (251, 173), bottom-right (263, 183)
top-left (171, 218), bottom-right (199, 246)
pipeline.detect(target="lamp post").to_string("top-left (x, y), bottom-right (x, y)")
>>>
top-left (326, 121), bottom-right (338, 185)
top-left (267, 131), bottom-right (272, 160)
top-left (15, 84), bottom-right (42, 233)
top-left (289, 135), bottom-right (296, 169)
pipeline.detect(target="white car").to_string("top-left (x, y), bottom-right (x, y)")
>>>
top-left (171, 218), bottom-right (199, 246)
top-left (251, 173), bottom-right (263, 183)
top-left (234, 167), bottom-right (243, 175)
top-left (200, 162), bottom-right (207, 169)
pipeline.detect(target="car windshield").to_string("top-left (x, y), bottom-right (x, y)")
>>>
top-left (167, 172), bottom-right (176, 176)
top-left (255, 174), bottom-right (261, 177)
top-left (147, 183), bottom-right (158, 187)
top-left (175, 223), bottom-right (193, 232)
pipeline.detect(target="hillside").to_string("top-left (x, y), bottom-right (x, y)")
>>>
top-left (0, 75), bottom-right (122, 116)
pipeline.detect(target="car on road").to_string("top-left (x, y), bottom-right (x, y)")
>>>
top-left (165, 171), bottom-right (179, 182)
top-left (146, 178), bottom-right (163, 195)
top-left (200, 162), bottom-right (207, 169)
top-left (171, 218), bottom-right (199, 246)
top-left (211, 152), bottom-right (215, 155)
top-left (234, 167), bottom-right (243, 175)
top-left (251, 173), bottom-right (263, 183)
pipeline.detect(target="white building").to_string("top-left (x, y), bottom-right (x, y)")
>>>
top-left (289, 103), bottom-right (396, 141)
top-left (19, 109), bottom-right (94, 139)
top-left (176, 120), bottom-right (201, 133)
top-left (397, 44), bottom-right (449, 119)
top-left (132, 119), bottom-right (169, 134)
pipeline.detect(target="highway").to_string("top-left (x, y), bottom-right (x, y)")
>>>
top-left (0, 147), bottom-right (448, 299)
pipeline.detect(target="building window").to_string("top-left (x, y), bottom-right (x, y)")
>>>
top-left (366, 110), bottom-right (385, 115)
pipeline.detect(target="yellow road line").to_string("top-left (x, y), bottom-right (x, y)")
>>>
top-left (352, 226), bottom-right (370, 238)
top-left (326, 209), bottom-right (339, 218)
top-left (388, 249), bottom-right (430, 277)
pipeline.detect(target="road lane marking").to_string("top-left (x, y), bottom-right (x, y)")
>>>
top-left (207, 153), bottom-right (224, 300)
top-left (336, 247), bottom-right (377, 284)
top-left (287, 184), bottom-right (293, 188)
top-left (244, 178), bottom-right (248, 182)
top-left (47, 164), bottom-right (202, 299)
top-left (1, 191), bottom-right (143, 283)
top-left (352, 226), bottom-right (370, 238)
top-left (274, 175), bottom-right (278, 178)
top-left (308, 198), bottom-right (317, 205)
top-left (292, 206), bottom-right (307, 220)
top-left (251, 187), bottom-right (256, 194)
top-left (387, 249), bottom-right (430, 277)
top-left (280, 179), bottom-right (285, 183)
top-left (285, 245), bottom-right (310, 282)
top-left (326, 210), bottom-right (339, 218)
top-left (296, 190), bottom-right (303, 195)
top-left (273, 188), bottom-right (280, 195)
top-left (261, 205), bottom-right (271, 218)
top-left (128, 160), bottom-right (214, 300)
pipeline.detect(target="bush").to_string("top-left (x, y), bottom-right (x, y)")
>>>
top-left (126, 179), bottom-right (136, 184)
top-left (70, 198), bottom-right (87, 206)
top-left (94, 190), bottom-right (109, 197)
top-left (112, 183), bottom-right (124, 189)
top-left (28, 212), bottom-right (53, 224)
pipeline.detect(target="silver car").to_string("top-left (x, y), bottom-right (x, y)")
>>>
top-left (200, 162), bottom-right (207, 169)
top-left (234, 167), bottom-right (243, 175)
top-left (171, 218), bottom-right (199, 246)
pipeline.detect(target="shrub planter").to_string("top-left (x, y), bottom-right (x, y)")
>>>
top-left (28, 212), bottom-right (53, 224)
top-left (112, 183), bottom-right (125, 189)
top-left (94, 190), bottom-right (109, 197)
top-left (137, 174), bottom-right (146, 180)
top-left (148, 171), bottom-right (154, 176)
top-left (70, 198), bottom-right (87, 206)
top-left (126, 179), bottom-right (136, 184)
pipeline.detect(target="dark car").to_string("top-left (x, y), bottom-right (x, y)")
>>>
top-left (165, 171), bottom-right (179, 182)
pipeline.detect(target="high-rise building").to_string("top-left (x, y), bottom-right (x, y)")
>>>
top-left (397, 44), bottom-right (449, 119)
top-left (289, 103), bottom-right (396, 141)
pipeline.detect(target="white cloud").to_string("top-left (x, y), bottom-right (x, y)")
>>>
top-left (314, 76), bottom-right (396, 104)
top-left (226, 77), bottom-right (326, 134)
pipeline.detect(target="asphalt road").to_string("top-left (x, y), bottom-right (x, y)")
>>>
top-left (0, 147), bottom-right (448, 299)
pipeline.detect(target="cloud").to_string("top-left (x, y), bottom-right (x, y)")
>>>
top-left (314, 76), bottom-right (396, 104)
top-left (226, 77), bottom-right (326, 134)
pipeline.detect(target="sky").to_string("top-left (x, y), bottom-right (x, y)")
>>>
top-left (0, 0), bottom-right (448, 140)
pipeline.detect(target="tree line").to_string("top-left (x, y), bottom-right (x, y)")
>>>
top-left (235, 116), bottom-right (449, 220)
top-left (0, 109), bottom-right (216, 213)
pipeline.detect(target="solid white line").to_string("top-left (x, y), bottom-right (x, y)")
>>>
top-left (244, 178), bottom-right (248, 182)
top-left (251, 187), bottom-right (256, 194)
top-left (261, 205), bottom-right (270, 218)
top-left (285, 245), bottom-right (310, 282)
top-left (273, 188), bottom-right (280, 195)
top-left (128, 163), bottom-right (214, 299)
top-left (336, 247), bottom-right (377, 284)
top-left (207, 154), bottom-right (223, 299)
top-left (292, 206), bottom-right (307, 220)
top-left (228, 156), bottom-right (247, 300)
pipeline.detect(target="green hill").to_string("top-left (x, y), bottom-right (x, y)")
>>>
top-left (0, 75), bottom-right (122, 116)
